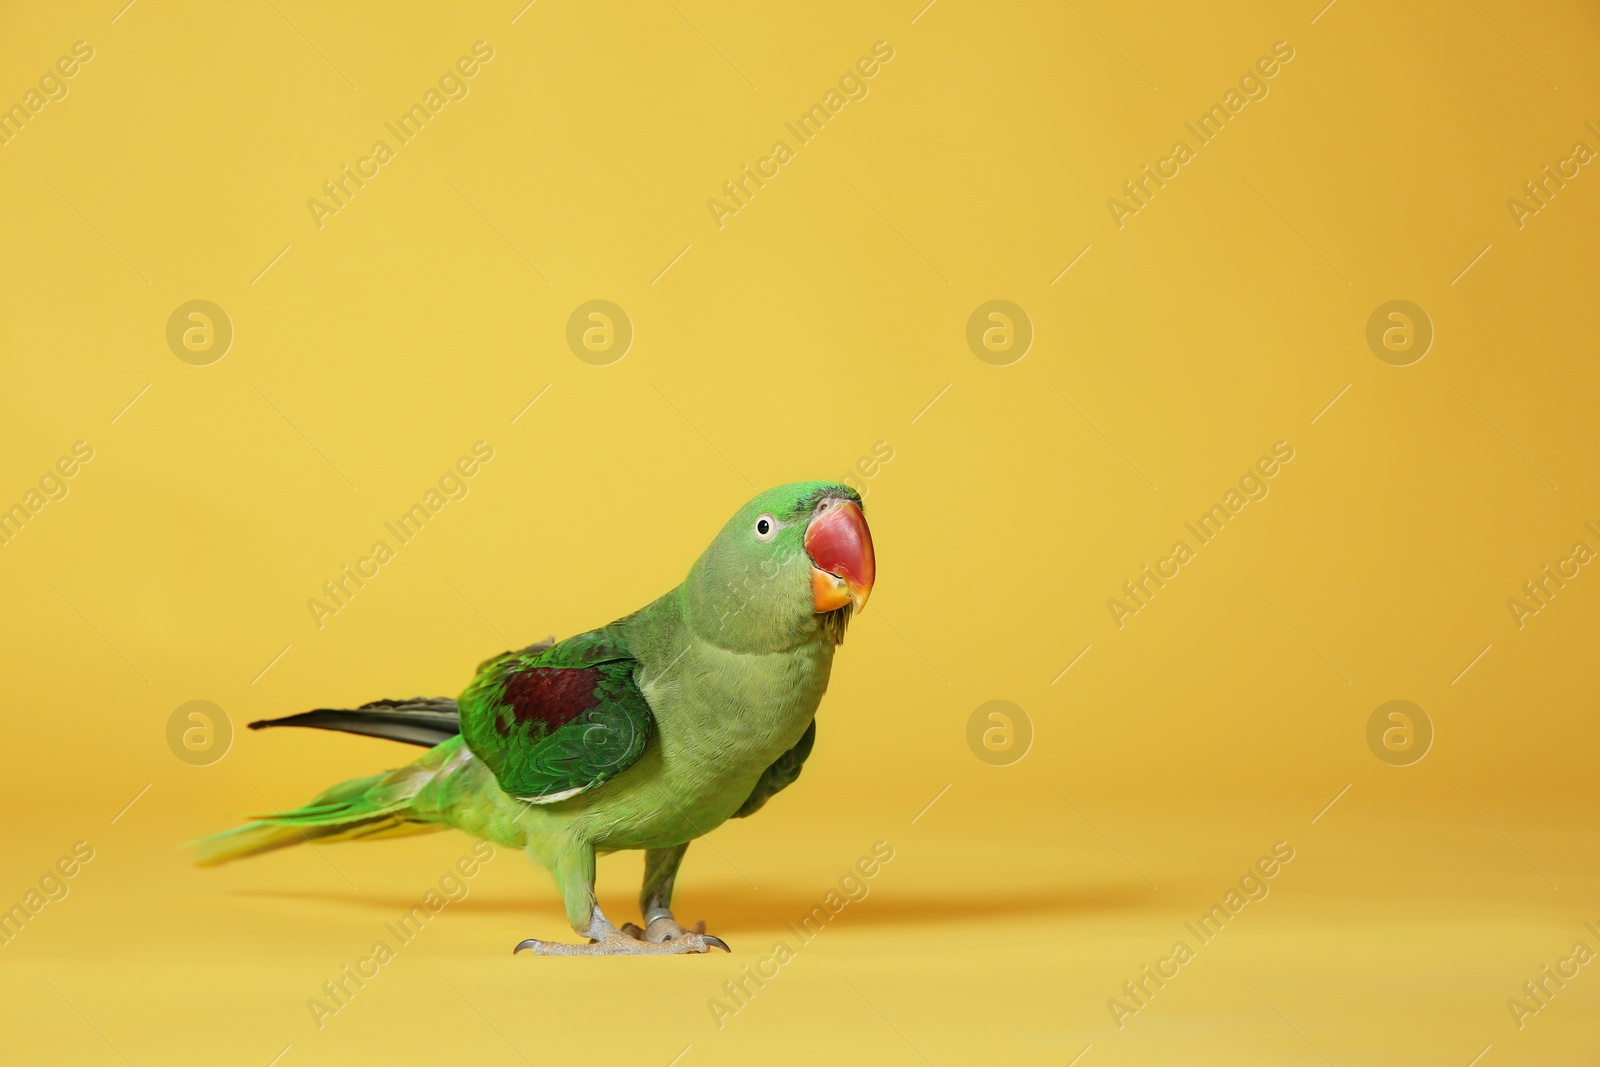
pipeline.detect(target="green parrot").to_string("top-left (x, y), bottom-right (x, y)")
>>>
top-left (195, 481), bottom-right (876, 956)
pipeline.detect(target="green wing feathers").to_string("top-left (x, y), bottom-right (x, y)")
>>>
top-left (458, 629), bottom-right (652, 802)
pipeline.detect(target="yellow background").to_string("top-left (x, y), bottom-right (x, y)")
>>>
top-left (2, 1), bottom-right (1598, 1063)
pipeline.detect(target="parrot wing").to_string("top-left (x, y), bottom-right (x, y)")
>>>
top-left (458, 629), bottom-right (652, 803)
top-left (732, 718), bottom-right (816, 818)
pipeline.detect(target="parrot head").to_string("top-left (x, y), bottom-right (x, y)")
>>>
top-left (684, 481), bottom-right (876, 651)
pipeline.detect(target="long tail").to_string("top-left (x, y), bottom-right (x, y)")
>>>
top-left (192, 737), bottom-right (472, 866)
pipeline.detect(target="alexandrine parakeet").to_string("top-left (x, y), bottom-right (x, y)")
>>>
top-left (196, 481), bottom-right (876, 956)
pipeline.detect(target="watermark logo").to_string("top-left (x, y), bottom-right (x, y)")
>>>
top-left (704, 41), bottom-right (895, 229)
top-left (1108, 840), bottom-right (1295, 1028)
top-left (966, 300), bottom-right (1032, 366)
top-left (1106, 40), bottom-right (1295, 229)
top-left (707, 841), bottom-right (894, 1029)
top-left (307, 842), bottom-right (495, 1029)
top-left (1366, 699), bottom-right (1432, 767)
top-left (1507, 526), bottom-right (1596, 629)
top-left (307, 442), bottom-right (495, 630)
top-left (1507, 126), bottom-right (1598, 230)
top-left (1365, 300), bottom-right (1431, 366)
top-left (966, 700), bottom-right (1032, 766)
top-left (0, 841), bottom-right (95, 948)
top-left (1509, 926), bottom-right (1600, 1030)
top-left (0, 40), bottom-right (95, 149)
top-left (0, 440), bottom-right (94, 549)
top-left (166, 300), bottom-right (233, 366)
top-left (1108, 441), bottom-right (1295, 629)
top-left (167, 700), bottom-right (232, 766)
top-left (306, 42), bottom-right (496, 230)
top-left (839, 439), bottom-right (894, 501)
top-left (566, 300), bottom-right (632, 365)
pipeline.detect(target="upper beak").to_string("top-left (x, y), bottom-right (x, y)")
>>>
top-left (805, 499), bottom-right (875, 613)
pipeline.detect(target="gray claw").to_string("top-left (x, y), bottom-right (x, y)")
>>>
top-left (513, 939), bottom-right (541, 954)
top-left (702, 934), bottom-right (731, 952)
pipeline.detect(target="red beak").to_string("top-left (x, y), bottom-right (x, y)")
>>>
top-left (805, 499), bottom-right (875, 613)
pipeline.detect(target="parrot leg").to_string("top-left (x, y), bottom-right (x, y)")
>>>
top-left (618, 843), bottom-right (729, 948)
top-left (514, 840), bottom-right (728, 956)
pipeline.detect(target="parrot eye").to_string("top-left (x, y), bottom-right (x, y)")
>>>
top-left (753, 515), bottom-right (777, 541)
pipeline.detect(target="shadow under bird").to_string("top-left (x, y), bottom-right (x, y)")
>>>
top-left (196, 481), bottom-right (876, 955)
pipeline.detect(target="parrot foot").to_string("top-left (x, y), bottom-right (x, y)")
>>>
top-left (513, 931), bottom-right (726, 956)
top-left (514, 908), bottom-right (728, 956)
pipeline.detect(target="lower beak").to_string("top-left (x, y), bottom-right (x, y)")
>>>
top-left (806, 499), bottom-right (875, 613)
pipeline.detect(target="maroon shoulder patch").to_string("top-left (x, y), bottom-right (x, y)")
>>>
top-left (500, 666), bottom-right (602, 735)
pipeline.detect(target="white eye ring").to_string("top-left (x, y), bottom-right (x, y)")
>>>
top-left (753, 514), bottom-right (777, 541)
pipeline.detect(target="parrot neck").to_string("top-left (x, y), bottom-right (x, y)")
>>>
top-left (673, 569), bottom-right (835, 655)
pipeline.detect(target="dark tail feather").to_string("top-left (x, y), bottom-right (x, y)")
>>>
top-left (249, 697), bottom-right (461, 748)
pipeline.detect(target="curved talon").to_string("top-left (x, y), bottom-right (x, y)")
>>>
top-left (513, 939), bottom-right (542, 955)
top-left (702, 934), bottom-right (731, 952)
